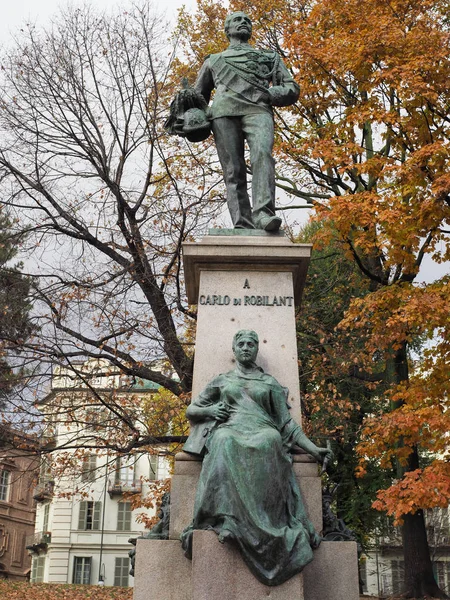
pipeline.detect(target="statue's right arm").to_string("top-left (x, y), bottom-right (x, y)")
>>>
top-left (186, 379), bottom-right (228, 423)
top-left (194, 58), bottom-right (215, 105)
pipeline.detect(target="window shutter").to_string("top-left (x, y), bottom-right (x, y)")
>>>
top-left (118, 502), bottom-right (123, 530)
top-left (149, 455), bottom-right (158, 481)
top-left (115, 457), bottom-right (121, 483)
top-left (81, 455), bottom-right (97, 482)
top-left (78, 502), bottom-right (87, 530)
top-left (114, 557), bottom-right (129, 587)
top-left (31, 558), bottom-right (37, 582)
top-left (93, 501), bottom-right (101, 530)
top-left (125, 502), bottom-right (132, 531)
top-left (83, 558), bottom-right (92, 584)
top-left (43, 503), bottom-right (50, 532)
top-left (117, 502), bottom-right (131, 531)
top-left (391, 559), bottom-right (404, 595)
top-left (36, 557), bottom-right (45, 582)
top-left (32, 557), bottom-right (45, 583)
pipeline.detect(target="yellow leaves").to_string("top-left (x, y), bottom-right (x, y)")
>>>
top-left (360, 400), bottom-right (450, 461)
top-left (141, 388), bottom-right (189, 439)
top-left (132, 477), bottom-right (171, 529)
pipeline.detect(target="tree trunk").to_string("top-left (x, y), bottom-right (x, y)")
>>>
top-left (401, 507), bottom-right (448, 598)
top-left (393, 345), bottom-right (448, 599)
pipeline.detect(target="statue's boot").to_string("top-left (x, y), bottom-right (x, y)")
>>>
top-left (257, 215), bottom-right (282, 232)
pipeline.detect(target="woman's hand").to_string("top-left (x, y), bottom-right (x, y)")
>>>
top-left (313, 445), bottom-right (333, 468)
top-left (294, 430), bottom-right (333, 466)
top-left (207, 402), bottom-right (230, 423)
top-left (186, 401), bottom-right (229, 423)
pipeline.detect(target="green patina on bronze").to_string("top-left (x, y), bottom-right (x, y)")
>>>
top-left (181, 330), bottom-right (332, 586)
top-left (208, 228), bottom-right (286, 237)
top-left (165, 12), bottom-right (299, 233)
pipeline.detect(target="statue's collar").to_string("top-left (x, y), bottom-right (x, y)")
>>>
top-left (233, 364), bottom-right (265, 379)
top-left (225, 43), bottom-right (255, 54)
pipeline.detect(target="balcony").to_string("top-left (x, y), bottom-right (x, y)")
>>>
top-left (107, 479), bottom-right (142, 497)
top-left (26, 531), bottom-right (51, 555)
top-left (33, 481), bottom-right (55, 502)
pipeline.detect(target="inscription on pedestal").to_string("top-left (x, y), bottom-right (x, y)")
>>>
top-left (199, 294), bottom-right (294, 306)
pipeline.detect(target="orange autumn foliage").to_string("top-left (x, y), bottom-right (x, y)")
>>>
top-left (0, 581), bottom-right (132, 600)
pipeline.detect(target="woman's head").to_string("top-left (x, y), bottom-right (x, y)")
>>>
top-left (232, 330), bottom-right (259, 366)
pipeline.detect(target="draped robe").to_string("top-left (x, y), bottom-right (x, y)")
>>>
top-left (181, 367), bottom-right (320, 586)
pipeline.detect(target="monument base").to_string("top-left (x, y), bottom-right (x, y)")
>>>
top-left (133, 536), bottom-right (358, 600)
top-left (133, 452), bottom-right (359, 600)
top-left (133, 234), bottom-right (359, 600)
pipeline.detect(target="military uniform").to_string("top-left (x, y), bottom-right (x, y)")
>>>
top-left (194, 44), bottom-right (299, 229)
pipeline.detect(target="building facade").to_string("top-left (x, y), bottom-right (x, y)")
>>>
top-left (0, 432), bottom-right (38, 580)
top-left (362, 508), bottom-right (450, 597)
top-left (29, 360), bottom-right (170, 587)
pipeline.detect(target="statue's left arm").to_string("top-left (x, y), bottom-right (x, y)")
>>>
top-left (270, 380), bottom-right (332, 463)
top-left (269, 58), bottom-right (300, 108)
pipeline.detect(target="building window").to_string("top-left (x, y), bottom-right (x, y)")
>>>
top-left (0, 471), bottom-right (10, 502)
top-left (114, 557), bottom-right (130, 587)
top-left (39, 459), bottom-right (53, 485)
top-left (149, 455), bottom-right (159, 481)
top-left (73, 557), bottom-right (92, 584)
top-left (359, 559), bottom-right (368, 593)
top-left (43, 503), bottom-right (50, 533)
top-left (78, 501), bottom-right (101, 530)
top-left (391, 559), bottom-right (404, 595)
top-left (81, 455), bottom-right (97, 482)
top-left (435, 561), bottom-right (450, 592)
top-left (31, 556), bottom-right (45, 583)
top-left (115, 456), bottom-right (135, 485)
top-left (85, 406), bottom-right (109, 430)
top-left (117, 502), bottom-right (132, 531)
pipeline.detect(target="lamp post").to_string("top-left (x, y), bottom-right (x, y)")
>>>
top-left (98, 457), bottom-right (109, 585)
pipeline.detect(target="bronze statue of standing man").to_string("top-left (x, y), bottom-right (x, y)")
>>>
top-left (165, 12), bottom-right (299, 232)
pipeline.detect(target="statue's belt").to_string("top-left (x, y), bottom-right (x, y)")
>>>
top-left (210, 55), bottom-right (271, 104)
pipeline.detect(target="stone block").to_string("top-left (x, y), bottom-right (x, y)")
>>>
top-left (169, 474), bottom-right (197, 540)
top-left (173, 452), bottom-right (203, 476)
top-left (193, 270), bottom-right (302, 421)
top-left (292, 457), bottom-right (319, 478)
top-left (192, 530), bottom-right (304, 600)
top-left (303, 541), bottom-right (359, 600)
top-left (134, 539), bottom-right (191, 600)
top-left (297, 475), bottom-right (322, 533)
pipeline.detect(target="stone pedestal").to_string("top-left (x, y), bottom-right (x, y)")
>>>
top-left (134, 537), bottom-right (358, 600)
top-left (133, 232), bottom-right (359, 600)
top-left (134, 539), bottom-right (191, 600)
top-left (192, 531), bottom-right (304, 600)
top-left (303, 541), bottom-right (359, 600)
top-left (183, 232), bottom-right (311, 421)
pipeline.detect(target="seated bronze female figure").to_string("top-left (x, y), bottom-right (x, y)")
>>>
top-left (181, 330), bottom-right (331, 586)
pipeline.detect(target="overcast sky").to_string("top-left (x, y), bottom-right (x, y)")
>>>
top-left (0, 0), bottom-right (195, 47)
